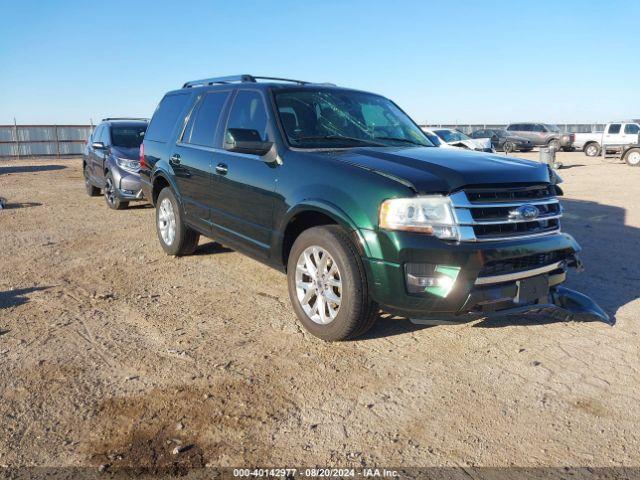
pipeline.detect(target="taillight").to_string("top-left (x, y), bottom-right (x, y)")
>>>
top-left (139, 143), bottom-right (146, 169)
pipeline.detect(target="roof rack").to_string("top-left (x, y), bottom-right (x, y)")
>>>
top-left (182, 75), bottom-right (335, 89)
top-left (101, 117), bottom-right (148, 122)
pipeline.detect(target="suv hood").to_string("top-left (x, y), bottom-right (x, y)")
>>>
top-left (331, 146), bottom-right (550, 193)
top-left (111, 146), bottom-right (140, 160)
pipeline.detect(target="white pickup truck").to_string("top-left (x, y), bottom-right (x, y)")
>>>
top-left (574, 121), bottom-right (640, 156)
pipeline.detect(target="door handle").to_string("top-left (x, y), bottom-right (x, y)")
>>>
top-left (169, 153), bottom-right (181, 165)
top-left (215, 163), bottom-right (228, 175)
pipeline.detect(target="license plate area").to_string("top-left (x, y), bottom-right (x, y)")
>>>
top-left (515, 274), bottom-right (549, 303)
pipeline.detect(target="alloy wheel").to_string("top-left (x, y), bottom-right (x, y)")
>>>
top-left (105, 177), bottom-right (116, 206)
top-left (295, 246), bottom-right (342, 325)
top-left (158, 198), bottom-right (176, 246)
top-left (586, 145), bottom-right (598, 156)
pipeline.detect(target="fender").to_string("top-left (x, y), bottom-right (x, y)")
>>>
top-left (151, 167), bottom-right (183, 207)
top-left (275, 199), bottom-right (373, 264)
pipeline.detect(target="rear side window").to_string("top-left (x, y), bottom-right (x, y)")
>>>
top-left (624, 124), bottom-right (639, 134)
top-left (226, 90), bottom-right (269, 141)
top-left (608, 123), bottom-right (621, 134)
top-left (184, 92), bottom-right (230, 147)
top-left (146, 93), bottom-right (190, 142)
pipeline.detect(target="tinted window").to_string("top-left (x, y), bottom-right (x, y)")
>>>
top-left (146, 93), bottom-right (190, 142)
top-left (608, 123), bottom-right (621, 134)
top-left (226, 90), bottom-right (269, 142)
top-left (111, 125), bottom-right (146, 148)
top-left (624, 124), bottom-right (639, 134)
top-left (186, 92), bottom-right (230, 147)
top-left (532, 124), bottom-right (545, 132)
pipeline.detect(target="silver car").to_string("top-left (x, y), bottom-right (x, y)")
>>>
top-left (83, 118), bottom-right (148, 209)
top-left (505, 122), bottom-right (574, 151)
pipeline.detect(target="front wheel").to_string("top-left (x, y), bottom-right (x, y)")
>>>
top-left (287, 225), bottom-right (378, 341)
top-left (548, 139), bottom-right (560, 150)
top-left (104, 171), bottom-right (129, 210)
top-left (624, 147), bottom-right (640, 167)
top-left (155, 187), bottom-right (200, 256)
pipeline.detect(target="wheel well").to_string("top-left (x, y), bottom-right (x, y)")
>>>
top-left (584, 141), bottom-right (599, 148)
top-left (282, 211), bottom-right (338, 267)
top-left (152, 176), bottom-right (170, 205)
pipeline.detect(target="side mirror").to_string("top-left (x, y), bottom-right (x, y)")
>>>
top-left (92, 141), bottom-right (105, 150)
top-left (224, 128), bottom-right (273, 156)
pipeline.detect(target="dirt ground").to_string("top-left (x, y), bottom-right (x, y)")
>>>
top-left (0, 151), bottom-right (638, 472)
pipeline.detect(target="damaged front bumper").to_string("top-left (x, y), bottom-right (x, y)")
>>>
top-left (360, 229), bottom-right (610, 325)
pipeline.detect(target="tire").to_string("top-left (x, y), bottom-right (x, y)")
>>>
top-left (624, 147), bottom-right (640, 167)
top-left (548, 139), bottom-right (560, 151)
top-left (287, 225), bottom-right (378, 341)
top-left (84, 165), bottom-right (100, 197)
top-left (155, 187), bottom-right (200, 256)
top-left (503, 141), bottom-right (514, 154)
top-left (104, 171), bottom-right (129, 210)
top-left (584, 142), bottom-right (601, 157)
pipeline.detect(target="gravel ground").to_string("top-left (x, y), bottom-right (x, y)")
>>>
top-left (0, 152), bottom-right (638, 472)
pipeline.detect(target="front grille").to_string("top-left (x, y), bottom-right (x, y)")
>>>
top-left (451, 184), bottom-right (562, 242)
top-left (479, 251), bottom-right (569, 277)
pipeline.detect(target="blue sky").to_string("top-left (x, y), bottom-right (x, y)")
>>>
top-left (0, 0), bottom-right (638, 125)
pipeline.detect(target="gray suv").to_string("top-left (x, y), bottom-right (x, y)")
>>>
top-left (83, 118), bottom-right (148, 209)
top-left (505, 123), bottom-right (574, 151)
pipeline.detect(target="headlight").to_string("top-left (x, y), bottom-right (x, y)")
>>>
top-left (115, 157), bottom-right (140, 173)
top-left (379, 196), bottom-right (459, 240)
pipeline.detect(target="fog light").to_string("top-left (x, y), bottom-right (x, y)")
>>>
top-left (405, 263), bottom-right (460, 297)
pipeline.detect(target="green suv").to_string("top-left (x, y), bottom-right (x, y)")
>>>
top-left (140, 75), bottom-right (607, 340)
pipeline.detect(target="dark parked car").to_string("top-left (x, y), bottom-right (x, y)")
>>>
top-left (470, 129), bottom-right (533, 153)
top-left (505, 123), bottom-right (574, 151)
top-left (140, 74), bottom-right (607, 341)
top-left (83, 118), bottom-right (148, 209)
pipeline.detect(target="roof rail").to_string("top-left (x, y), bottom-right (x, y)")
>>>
top-left (101, 117), bottom-right (148, 122)
top-left (182, 75), bottom-right (335, 88)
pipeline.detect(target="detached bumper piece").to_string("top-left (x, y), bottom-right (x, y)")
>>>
top-left (410, 254), bottom-right (610, 325)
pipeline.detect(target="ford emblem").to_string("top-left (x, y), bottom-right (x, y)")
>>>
top-left (509, 204), bottom-right (540, 220)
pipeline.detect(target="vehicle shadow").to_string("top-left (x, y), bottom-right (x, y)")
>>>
top-left (359, 313), bottom-right (435, 340)
top-left (0, 286), bottom-right (50, 309)
top-left (369, 197), bottom-right (637, 335)
top-left (194, 241), bottom-right (233, 256)
top-left (125, 203), bottom-right (153, 210)
top-left (1, 201), bottom-right (42, 210)
top-left (0, 164), bottom-right (67, 175)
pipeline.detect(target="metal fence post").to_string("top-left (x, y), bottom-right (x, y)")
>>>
top-left (55, 125), bottom-right (60, 158)
top-left (13, 118), bottom-right (20, 160)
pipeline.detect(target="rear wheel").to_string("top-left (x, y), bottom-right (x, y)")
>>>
top-left (104, 171), bottom-right (129, 210)
top-left (624, 148), bottom-right (640, 167)
top-left (287, 225), bottom-right (378, 341)
top-left (155, 187), bottom-right (200, 256)
top-left (584, 143), bottom-right (601, 157)
top-left (84, 166), bottom-right (100, 197)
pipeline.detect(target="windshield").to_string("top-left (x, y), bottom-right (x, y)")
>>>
top-left (435, 129), bottom-right (470, 143)
top-left (423, 131), bottom-right (442, 146)
top-left (274, 89), bottom-right (433, 148)
top-left (546, 124), bottom-right (561, 133)
top-left (111, 126), bottom-right (146, 148)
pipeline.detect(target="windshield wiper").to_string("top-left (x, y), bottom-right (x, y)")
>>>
top-left (293, 135), bottom-right (385, 146)
top-left (373, 136), bottom-right (430, 146)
